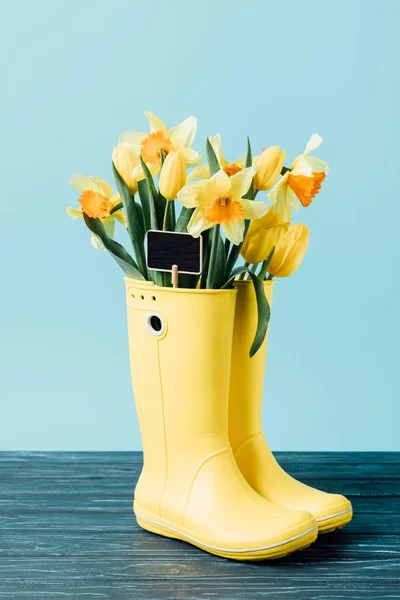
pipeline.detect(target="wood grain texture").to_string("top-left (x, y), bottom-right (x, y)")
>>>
top-left (0, 452), bottom-right (399, 599)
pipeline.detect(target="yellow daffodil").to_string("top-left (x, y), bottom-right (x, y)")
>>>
top-left (112, 145), bottom-right (143, 194)
top-left (241, 207), bottom-right (290, 264)
top-left (188, 133), bottom-right (245, 182)
top-left (268, 223), bottom-right (309, 278)
top-left (67, 175), bottom-right (127, 250)
top-left (253, 146), bottom-right (286, 191)
top-left (177, 166), bottom-right (269, 245)
top-left (159, 150), bottom-right (186, 200)
top-left (119, 111), bottom-right (202, 169)
top-left (268, 134), bottom-right (329, 220)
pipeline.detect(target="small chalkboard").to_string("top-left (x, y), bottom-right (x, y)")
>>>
top-left (146, 230), bottom-right (202, 275)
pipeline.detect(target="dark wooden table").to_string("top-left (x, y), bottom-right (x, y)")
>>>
top-left (0, 452), bottom-right (399, 599)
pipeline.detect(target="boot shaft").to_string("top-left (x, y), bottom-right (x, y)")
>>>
top-left (125, 280), bottom-right (237, 518)
top-left (228, 281), bottom-right (274, 452)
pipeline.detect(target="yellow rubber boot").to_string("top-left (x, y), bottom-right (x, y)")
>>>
top-left (125, 279), bottom-right (318, 560)
top-left (229, 281), bottom-right (353, 534)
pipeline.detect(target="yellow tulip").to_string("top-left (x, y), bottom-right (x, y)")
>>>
top-left (159, 150), bottom-right (186, 200)
top-left (241, 207), bottom-right (290, 264)
top-left (254, 147), bottom-right (286, 191)
top-left (112, 145), bottom-right (139, 194)
top-left (268, 223), bottom-right (309, 278)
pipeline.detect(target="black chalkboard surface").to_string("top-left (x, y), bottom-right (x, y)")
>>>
top-left (146, 230), bottom-right (202, 274)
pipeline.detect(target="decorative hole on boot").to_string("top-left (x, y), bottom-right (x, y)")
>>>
top-left (140, 295), bottom-right (144, 300)
top-left (146, 313), bottom-right (165, 336)
top-left (131, 294), bottom-right (135, 299)
top-left (152, 296), bottom-right (156, 301)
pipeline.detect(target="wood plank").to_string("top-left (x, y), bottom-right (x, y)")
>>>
top-left (0, 554), bottom-right (400, 580)
top-left (0, 495), bottom-right (398, 514)
top-left (0, 478), bottom-right (398, 497)
top-left (0, 531), bottom-right (399, 560)
top-left (0, 581), bottom-right (398, 600)
top-left (0, 511), bottom-right (398, 535)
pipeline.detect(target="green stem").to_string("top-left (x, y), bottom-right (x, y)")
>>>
top-left (225, 191), bottom-right (258, 279)
top-left (163, 201), bottom-right (171, 231)
top-left (200, 230), bottom-right (210, 288)
top-left (246, 263), bottom-right (257, 279)
top-left (224, 237), bottom-right (231, 258)
top-left (258, 260), bottom-right (269, 280)
top-left (238, 262), bottom-right (249, 281)
top-left (206, 225), bottom-right (220, 289)
top-left (110, 202), bottom-right (123, 215)
top-left (266, 273), bottom-right (274, 280)
top-left (246, 263), bottom-right (258, 279)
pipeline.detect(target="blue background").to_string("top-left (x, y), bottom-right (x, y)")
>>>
top-left (1, 0), bottom-right (398, 451)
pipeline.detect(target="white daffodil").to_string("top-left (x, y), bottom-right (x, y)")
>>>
top-left (119, 111), bottom-right (202, 169)
top-left (177, 165), bottom-right (269, 245)
top-left (268, 134), bottom-right (329, 221)
top-left (187, 133), bottom-right (245, 181)
top-left (67, 175), bottom-right (126, 250)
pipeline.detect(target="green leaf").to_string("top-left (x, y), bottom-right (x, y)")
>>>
top-left (222, 266), bottom-right (270, 357)
top-left (175, 207), bottom-right (194, 232)
top-left (137, 179), bottom-right (151, 231)
top-left (258, 246), bottom-right (276, 280)
top-left (179, 273), bottom-right (200, 289)
top-left (159, 149), bottom-right (165, 170)
top-left (139, 157), bottom-right (159, 230)
top-left (155, 194), bottom-right (167, 227)
top-left (139, 158), bottom-right (167, 229)
top-left (206, 137), bottom-right (220, 176)
top-left (245, 136), bottom-right (252, 168)
top-left (205, 226), bottom-right (226, 289)
top-left (161, 198), bottom-right (176, 232)
top-left (83, 214), bottom-right (145, 280)
top-left (224, 237), bottom-right (231, 258)
top-left (243, 136), bottom-right (255, 199)
top-left (200, 229), bottom-right (211, 288)
top-left (206, 225), bottom-right (221, 288)
top-left (112, 163), bottom-right (147, 278)
top-left (225, 220), bottom-right (250, 278)
top-left (214, 233), bottom-right (227, 289)
top-left (158, 150), bottom-right (174, 229)
top-left (110, 202), bottom-right (123, 215)
top-left (138, 159), bottom-right (164, 286)
top-left (168, 199), bottom-right (176, 230)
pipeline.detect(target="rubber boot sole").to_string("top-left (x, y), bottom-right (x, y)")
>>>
top-left (136, 511), bottom-right (318, 561)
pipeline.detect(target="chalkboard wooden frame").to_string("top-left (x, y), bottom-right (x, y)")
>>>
top-left (146, 230), bottom-right (203, 275)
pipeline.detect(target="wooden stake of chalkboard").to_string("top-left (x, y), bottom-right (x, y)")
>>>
top-left (172, 264), bottom-right (179, 288)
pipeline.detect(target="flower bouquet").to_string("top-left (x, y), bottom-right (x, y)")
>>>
top-left (68, 112), bottom-right (351, 561)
